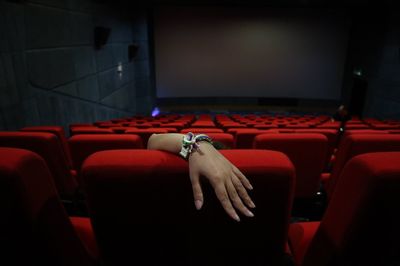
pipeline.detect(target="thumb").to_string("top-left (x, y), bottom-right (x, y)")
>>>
top-left (189, 169), bottom-right (204, 210)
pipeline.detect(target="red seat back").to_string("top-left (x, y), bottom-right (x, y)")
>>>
top-left (82, 149), bottom-right (295, 265)
top-left (254, 133), bottom-right (328, 198)
top-left (70, 127), bottom-right (114, 136)
top-left (302, 152), bottom-right (400, 265)
top-left (180, 128), bottom-right (224, 133)
top-left (234, 129), bottom-right (269, 148)
top-left (20, 126), bottom-right (74, 169)
top-left (326, 134), bottom-right (400, 198)
top-left (68, 134), bottom-right (143, 172)
top-left (0, 148), bottom-right (97, 265)
top-left (124, 128), bottom-right (169, 146)
top-left (206, 133), bottom-right (235, 149)
top-left (0, 132), bottom-right (77, 197)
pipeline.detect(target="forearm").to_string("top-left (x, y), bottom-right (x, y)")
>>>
top-left (147, 133), bottom-right (185, 154)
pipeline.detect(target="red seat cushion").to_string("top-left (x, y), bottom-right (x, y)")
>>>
top-left (289, 222), bottom-right (320, 266)
top-left (70, 217), bottom-right (99, 259)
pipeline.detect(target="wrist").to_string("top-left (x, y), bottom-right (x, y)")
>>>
top-left (179, 132), bottom-right (213, 160)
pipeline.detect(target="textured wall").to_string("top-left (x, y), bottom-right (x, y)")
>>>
top-left (345, 10), bottom-right (400, 119)
top-left (0, 0), bottom-right (153, 131)
top-left (363, 12), bottom-right (400, 119)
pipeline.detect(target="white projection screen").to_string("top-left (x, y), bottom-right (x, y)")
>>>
top-left (154, 7), bottom-right (350, 99)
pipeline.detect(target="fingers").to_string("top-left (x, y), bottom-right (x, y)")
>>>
top-left (226, 180), bottom-right (254, 218)
top-left (214, 184), bottom-right (241, 222)
top-left (231, 174), bottom-right (256, 209)
top-left (232, 165), bottom-right (253, 191)
top-left (189, 169), bottom-right (204, 210)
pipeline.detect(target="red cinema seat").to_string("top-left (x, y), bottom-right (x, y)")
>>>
top-left (96, 122), bottom-right (120, 128)
top-left (206, 133), bottom-right (234, 149)
top-left (0, 132), bottom-right (78, 198)
top-left (316, 121), bottom-right (341, 129)
top-left (125, 128), bottom-right (169, 146)
top-left (254, 133), bottom-right (328, 198)
top-left (82, 150), bottom-right (295, 265)
top-left (70, 127), bottom-right (114, 136)
top-left (180, 128), bottom-right (224, 134)
top-left (235, 129), bottom-right (269, 148)
top-left (324, 134), bottom-right (400, 199)
top-left (344, 124), bottom-right (370, 130)
top-left (0, 148), bottom-right (99, 265)
top-left (68, 134), bottom-right (143, 173)
top-left (294, 129), bottom-right (339, 169)
top-left (289, 152), bottom-right (400, 266)
top-left (343, 129), bottom-right (388, 137)
top-left (159, 122), bottom-right (186, 131)
top-left (253, 124), bottom-right (279, 129)
top-left (190, 121), bottom-right (216, 128)
top-left (20, 126), bottom-right (74, 169)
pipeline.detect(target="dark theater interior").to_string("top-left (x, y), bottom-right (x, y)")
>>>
top-left (1, 0), bottom-right (400, 265)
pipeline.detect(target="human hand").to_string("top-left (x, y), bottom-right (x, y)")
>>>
top-left (188, 142), bottom-right (256, 222)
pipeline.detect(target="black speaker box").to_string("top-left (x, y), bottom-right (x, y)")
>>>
top-left (348, 76), bottom-right (368, 118)
top-left (94, 26), bottom-right (111, 50)
top-left (128, 44), bottom-right (139, 61)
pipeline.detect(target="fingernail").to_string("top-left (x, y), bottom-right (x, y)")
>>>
top-left (249, 184), bottom-right (253, 190)
top-left (250, 201), bottom-right (256, 208)
top-left (233, 214), bottom-right (240, 222)
top-left (194, 200), bottom-right (203, 210)
top-left (247, 210), bottom-right (254, 217)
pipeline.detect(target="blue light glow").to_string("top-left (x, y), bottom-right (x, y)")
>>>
top-left (151, 107), bottom-right (160, 117)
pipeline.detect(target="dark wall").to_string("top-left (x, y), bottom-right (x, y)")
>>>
top-left (364, 11), bottom-right (400, 119)
top-left (0, 0), bottom-right (153, 131)
top-left (344, 8), bottom-right (400, 119)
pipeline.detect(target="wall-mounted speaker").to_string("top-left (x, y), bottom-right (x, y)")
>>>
top-left (94, 26), bottom-right (111, 50)
top-left (348, 75), bottom-right (368, 118)
top-left (128, 44), bottom-right (139, 61)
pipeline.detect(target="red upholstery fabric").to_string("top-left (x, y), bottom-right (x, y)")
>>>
top-left (288, 222), bottom-right (320, 266)
top-left (70, 217), bottom-right (99, 259)
top-left (371, 124), bottom-right (400, 130)
top-left (344, 129), bottom-right (388, 137)
top-left (234, 129), bottom-right (269, 148)
top-left (296, 152), bottom-right (400, 266)
top-left (190, 121), bottom-right (216, 127)
top-left (68, 134), bottom-right (143, 172)
top-left (125, 128), bottom-right (169, 146)
top-left (0, 132), bottom-right (77, 197)
top-left (20, 126), bottom-right (74, 169)
top-left (159, 122), bottom-right (186, 130)
top-left (180, 128), bottom-right (224, 133)
top-left (325, 134), bottom-right (400, 198)
top-left (294, 129), bottom-right (339, 168)
top-left (0, 148), bottom-right (98, 265)
top-left (254, 133), bottom-right (328, 198)
top-left (70, 127), bottom-right (113, 136)
top-left (154, 127), bottom-right (178, 133)
top-left (206, 133), bottom-right (234, 149)
top-left (320, 172), bottom-right (330, 185)
top-left (82, 149), bottom-right (295, 265)
top-left (96, 122), bottom-right (120, 128)
top-left (344, 124), bottom-right (370, 130)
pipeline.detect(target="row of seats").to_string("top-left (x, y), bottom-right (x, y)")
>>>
top-left (2, 147), bottom-right (400, 265)
top-left (86, 114), bottom-right (400, 131)
top-left (2, 126), bottom-right (400, 202)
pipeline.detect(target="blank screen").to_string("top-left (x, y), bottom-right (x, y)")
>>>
top-left (154, 7), bottom-right (349, 100)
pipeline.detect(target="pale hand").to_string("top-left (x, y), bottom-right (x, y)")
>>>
top-left (188, 142), bottom-right (256, 222)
